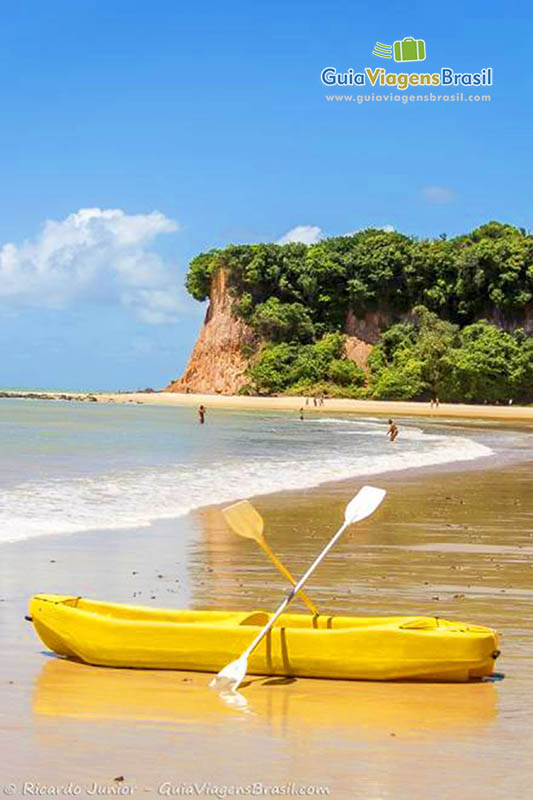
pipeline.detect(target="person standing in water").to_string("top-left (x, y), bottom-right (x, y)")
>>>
top-left (198, 405), bottom-right (206, 424)
top-left (387, 418), bottom-right (399, 442)
top-left (299, 407), bottom-right (305, 420)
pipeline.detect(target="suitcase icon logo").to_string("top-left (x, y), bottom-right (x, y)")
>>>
top-left (393, 37), bottom-right (426, 62)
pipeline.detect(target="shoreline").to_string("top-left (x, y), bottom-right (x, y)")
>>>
top-left (2, 389), bottom-right (533, 423)
top-left (2, 385), bottom-right (532, 795)
top-left (0, 398), bottom-right (519, 549)
top-left (0, 445), bottom-right (506, 551)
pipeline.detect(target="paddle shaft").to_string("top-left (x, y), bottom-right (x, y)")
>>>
top-left (259, 540), bottom-right (320, 616)
top-left (242, 520), bottom-right (350, 659)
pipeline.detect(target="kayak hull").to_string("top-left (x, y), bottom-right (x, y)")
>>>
top-left (29, 595), bottom-right (500, 682)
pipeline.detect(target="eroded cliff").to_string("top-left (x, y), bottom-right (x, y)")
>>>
top-left (166, 270), bottom-right (257, 394)
top-left (166, 271), bottom-right (381, 394)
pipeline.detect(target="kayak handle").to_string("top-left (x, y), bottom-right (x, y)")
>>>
top-left (24, 615), bottom-right (33, 622)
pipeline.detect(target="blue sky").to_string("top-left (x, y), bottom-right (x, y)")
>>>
top-left (1, 0), bottom-right (531, 389)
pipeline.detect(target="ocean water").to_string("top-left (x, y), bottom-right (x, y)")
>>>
top-left (0, 399), bottom-right (505, 544)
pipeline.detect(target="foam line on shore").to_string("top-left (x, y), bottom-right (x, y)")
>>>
top-left (0, 423), bottom-right (492, 544)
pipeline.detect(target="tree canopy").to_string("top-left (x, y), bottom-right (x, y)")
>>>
top-left (186, 222), bottom-right (533, 328)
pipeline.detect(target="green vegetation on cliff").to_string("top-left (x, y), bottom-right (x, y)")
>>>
top-left (185, 222), bottom-right (533, 402)
top-left (368, 307), bottom-right (533, 403)
top-left (247, 333), bottom-right (366, 396)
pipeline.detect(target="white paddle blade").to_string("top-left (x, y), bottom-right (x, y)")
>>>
top-left (209, 655), bottom-right (248, 693)
top-left (344, 486), bottom-right (386, 525)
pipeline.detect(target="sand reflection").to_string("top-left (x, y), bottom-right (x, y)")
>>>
top-left (34, 658), bottom-right (497, 739)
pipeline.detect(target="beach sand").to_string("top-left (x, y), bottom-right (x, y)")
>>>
top-left (1, 458), bottom-right (533, 799)
top-left (5, 389), bottom-right (533, 423)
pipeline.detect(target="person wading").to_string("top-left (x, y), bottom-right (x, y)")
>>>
top-left (198, 405), bottom-right (206, 424)
top-left (387, 418), bottom-right (399, 442)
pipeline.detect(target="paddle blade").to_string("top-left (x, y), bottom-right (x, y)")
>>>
top-left (222, 500), bottom-right (264, 542)
top-left (209, 655), bottom-right (248, 693)
top-left (344, 485), bottom-right (386, 525)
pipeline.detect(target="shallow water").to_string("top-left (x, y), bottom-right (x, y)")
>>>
top-left (1, 457), bottom-right (533, 799)
top-left (0, 399), bottom-right (512, 542)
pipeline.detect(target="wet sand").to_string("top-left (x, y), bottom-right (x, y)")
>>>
top-left (1, 461), bottom-right (533, 799)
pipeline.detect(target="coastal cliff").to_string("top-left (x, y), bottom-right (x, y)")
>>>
top-left (166, 271), bottom-right (379, 395)
top-left (166, 223), bottom-right (533, 402)
top-left (166, 270), bottom-right (257, 394)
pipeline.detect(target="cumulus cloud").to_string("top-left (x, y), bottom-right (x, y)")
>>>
top-left (277, 225), bottom-right (323, 245)
top-left (422, 186), bottom-right (455, 205)
top-left (0, 208), bottom-right (183, 324)
top-left (345, 224), bottom-right (395, 235)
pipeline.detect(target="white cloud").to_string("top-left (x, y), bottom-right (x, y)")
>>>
top-left (277, 225), bottom-right (323, 245)
top-left (422, 186), bottom-right (455, 204)
top-left (0, 208), bottom-right (184, 324)
top-left (277, 223), bottom-right (396, 244)
top-left (345, 224), bottom-right (395, 235)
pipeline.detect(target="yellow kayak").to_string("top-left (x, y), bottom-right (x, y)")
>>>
top-left (29, 594), bottom-right (500, 682)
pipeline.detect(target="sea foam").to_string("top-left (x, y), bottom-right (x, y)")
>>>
top-left (0, 416), bottom-right (492, 544)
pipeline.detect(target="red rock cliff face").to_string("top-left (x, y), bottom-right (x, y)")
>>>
top-left (166, 274), bottom-right (388, 393)
top-left (168, 281), bottom-right (533, 395)
top-left (165, 270), bottom-right (256, 395)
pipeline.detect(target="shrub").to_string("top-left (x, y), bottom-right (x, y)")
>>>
top-left (251, 298), bottom-right (315, 343)
top-left (328, 359), bottom-right (365, 387)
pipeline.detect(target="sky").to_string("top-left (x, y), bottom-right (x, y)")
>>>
top-left (0, 0), bottom-right (531, 390)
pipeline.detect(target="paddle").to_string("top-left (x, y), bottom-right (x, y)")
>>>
top-left (222, 500), bottom-right (320, 616)
top-left (210, 485), bottom-right (387, 692)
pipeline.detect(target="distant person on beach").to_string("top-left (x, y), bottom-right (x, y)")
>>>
top-left (387, 419), bottom-right (399, 442)
top-left (299, 407), bottom-right (305, 420)
top-left (198, 405), bottom-right (206, 424)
